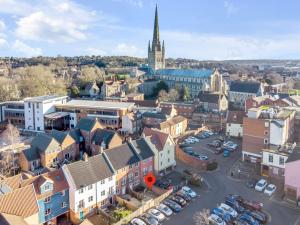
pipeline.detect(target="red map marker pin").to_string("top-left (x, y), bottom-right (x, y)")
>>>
top-left (144, 172), bottom-right (156, 189)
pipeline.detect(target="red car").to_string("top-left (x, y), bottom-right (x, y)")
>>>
top-left (226, 194), bottom-right (263, 211)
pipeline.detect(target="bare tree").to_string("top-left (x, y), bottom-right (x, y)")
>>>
top-left (168, 89), bottom-right (179, 102)
top-left (1, 122), bottom-right (20, 146)
top-left (158, 90), bottom-right (168, 102)
top-left (193, 208), bottom-right (210, 225)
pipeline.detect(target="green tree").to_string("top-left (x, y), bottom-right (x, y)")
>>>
top-left (153, 81), bottom-right (169, 97)
top-left (70, 85), bottom-right (80, 97)
top-left (78, 66), bottom-right (105, 87)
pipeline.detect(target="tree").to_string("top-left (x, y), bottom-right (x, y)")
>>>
top-left (78, 66), bottom-right (105, 87)
top-left (0, 77), bottom-right (20, 101)
top-left (193, 209), bottom-right (210, 225)
top-left (15, 65), bottom-right (67, 97)
top-left (168, 88), bottom-right (179, 102)
top-left (158, 90), bottom-right (168, 101)
top-left (182, 86), bottom-right (190, 101)
top-left (70, 85), bottom-right (80, 97)
top-left (153, 81), bottom-right (169, 97)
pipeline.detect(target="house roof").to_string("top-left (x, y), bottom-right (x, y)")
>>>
top-left (0, 174), bottom-right (30, 192)
top-left (155, 69), bottom-right (213, 78)
top-left (142, 112), bottom-right (167, 120)
top-left (159, 116), bottom-right (186, 130)
top-left (286, 147), bottom-right (300, 163)
top-left (22, 147), bottom-right (40, 161)
top-left (64, 154), bottom-right (114, 189)
top-left (104, 144), bottom-right (140, 170)
top-left (31, 133), bottom-right (60, 154)
top-left (143, 127), bottom-right (170, 151)
top-left (230, 81), bottom-right (261, 94)
top-left (92, 129), bottom-right (117, 146)
top-left (50, 129), bottom-right (71, 144)
top-left (198, 92), bottom-right (221, 104)
top-left (130, 138), bottom-right (154, 160)
top-left (0, 213), bottom-right (28, 225)
top-left (226, 111), bottom-right (246, 124)
top-left (69, 128), bottom-right (82, 144)
top-left (0, 184), bottom-right (39, 218)
top-left (77, 117), bottom-right (100, 132)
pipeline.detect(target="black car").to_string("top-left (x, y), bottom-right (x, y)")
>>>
top-left (244, 210), bottom-right (267, 224)
top-left (155, 180), bottom-right (171, 189)
top-left (169, 195), bottom-right (187, 206)
top-left (163, 199), bottom-right (182, 213)
top-left (176, 190), bottom-right (192, 202)
top-left (225, 199), bottom-right (245, 213)
top-left (246, 179), bottom-right (257, 188)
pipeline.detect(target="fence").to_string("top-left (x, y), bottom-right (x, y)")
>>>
top-left (113, 188), bottom-right (172, 225)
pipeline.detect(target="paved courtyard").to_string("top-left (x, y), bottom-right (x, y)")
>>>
top-left (163, 135), bottom-right (300, 225)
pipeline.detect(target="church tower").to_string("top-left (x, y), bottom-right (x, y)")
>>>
top-left (148, 5), bottom-right (165, 71)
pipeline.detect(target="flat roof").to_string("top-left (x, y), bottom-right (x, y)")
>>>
top-left (24, 95), bottom-right (67, 103)
top-left (44, 112), bottom-right (69, 119)
top-left (56, 99), bottom-right (135, 110)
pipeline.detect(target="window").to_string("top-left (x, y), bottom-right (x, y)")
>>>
top-left (264, 139), bottom-right (269, 144)
top-left (45, 208), bottom-right (51, 216)
top-left (36, 103), bottom-right (39, 109)
top-left (108, 186), bottom-right (114, 194)
top-left (264, 130), bottom-right (269, 135)
top-left (128, 173), bottom-right (133, 182)
top-left (79, 188), bottom-right (84, 194)
top-left (44, 183), bottom-right (52, 192)
top-left (135, 162), bottom-right (139, 167)
top-left (65, 153), bottom-right (70, 159)
top-left (101, 190), bottom-right (105, 196)
top-left (135, 172), bottom-right (139, 177)
top-left (121, 177), bottom-right (126, 186)
top-left (101, 180), bottom-right (105, 184)
top-left (61, 202), bottom-right (66, 208)
top-left (88, 185), bottom-right (93, 190)
top-left (129, 164), bottom-right (133, 169)
top-left (268, 154), bottom-right (273, 163)
top-left (279, 157), bottom-right (285, 165)
top-left (28, 103), bottom-right (31, 108)
top-left (44, 196), bottom-right (51, 203)
top-left (101, 200), bottom-right (106, 206)
top-left (88, 196), bottom-right (93, 202)
top-left (265, 122), bottom-right (269, 128)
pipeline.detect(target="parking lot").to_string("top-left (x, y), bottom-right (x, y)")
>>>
top-left (160, 134), bottom-right (300, 225)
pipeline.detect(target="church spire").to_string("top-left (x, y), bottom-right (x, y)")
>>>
top-left (153, 4), bottom-right (160, 44)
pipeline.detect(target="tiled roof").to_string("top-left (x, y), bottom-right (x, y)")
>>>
top-left (143, 127), bottom-right (170, 151)
top-left (50, 129), bottom-right (70, 144)
top-left (0, 213), bottom-right (28, 225)
top-left (198, 92), bottom-right (221, 104)
top-left (230, 81), bottom-right (261, 94)
top-left (69, 128), bottom-right (82, 144)
top-left (77, 118), bottom-right (101, 132)
top-left (143, 112), bottom-right (167, 120)
top-left (22, 147), bottom-right (40, 161)
top-left (0, 173), bottom-right (30, 191)
top-left (104, 144), bottom-right (140, 170)
top-left (155, 69), bottom-right (213, 78)
top-left (159, 116), bottom-right (186, 130)
top-left (31, 133), bottom-right (60, 154)
top-left (226, 111), bottom-right (246, 124)
top-left (92, 129), bottom-right (117, 146)
top-left (0, 184), bottom-right (39, 218)
top-left (64, 154), bottom-right (114, 189)
top-left (130, 138), bottom-right (154, 160)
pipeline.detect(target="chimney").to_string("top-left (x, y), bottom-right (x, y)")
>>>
top-left (83, 153), bottom-right (89, 162)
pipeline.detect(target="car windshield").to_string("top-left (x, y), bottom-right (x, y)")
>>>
top-left (266, 186), bottom-right (274, 191)
top-left (152, 210), bottom-right (159, 216)
top-left (257, 183), bottom-right (263, 187)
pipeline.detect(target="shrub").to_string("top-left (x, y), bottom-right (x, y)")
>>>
top-left (207, 161), bottom-right (218, 171)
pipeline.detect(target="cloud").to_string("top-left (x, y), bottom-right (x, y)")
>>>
top-left (13, 40), bottom-right (42, 57)
top-left (0, 38), bottom-right (8, 49)
top-left (112, 43), bottom-right (144, 56)
top-left (14, 0), bottom-right (101, 43)
top-left (85, 47), bottom-right (107, 56)
top-left (224, 0), bottom-right (238, 16)
top-left (112, 0), bottom-right (144, 8)
top-left (0, 0), bottom-right (33, 16)
top-left (0, 20), bottom-right (6, 32)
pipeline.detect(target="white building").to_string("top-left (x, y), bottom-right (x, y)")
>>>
top-left (143, 128), bottom-right (176, 175)
top-left (226, 111), bottom-right (245, 137)
top-left (62, 154), bottom-right (116, 222)
top-left (24, 95), bottom-right (68, 131)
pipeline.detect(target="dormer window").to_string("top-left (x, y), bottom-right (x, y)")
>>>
top-left (41, 181), bottom-right (54, 194)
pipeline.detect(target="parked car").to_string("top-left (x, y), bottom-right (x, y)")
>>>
top-left (169, 195), bottom-right (187, 206)
top-left (181, 186), bottom-right (197, 198)
top-left (226, 194), bottom-right (263, 211)
top-left (197, 154), bottom-right (209, 160)
top-left (212, 207), bottom-right (232, 223)
top-left (176, 190), bottom-right (192, 201)
top-left (223, 150), bottom-right (230, 157)
top-left (244, 210), bottom-right (267, 224)
top-left (155, 180), bottom-right (171, 190)
top-left (264, 184), bottom-right (276, 196)
top-left (217, 136), bottom-right (225, 142)
top-left (208, 140), bottom-right (221, 148)
top-left (131, 218), bottom-right (147, 225)
top-left (208, 214), bottom-right (226, 225)
top-left (234, 218), bottom-right (250, 225)
top-left (255, 179), bottom-right (267, 192)
top-left (238, 213), bottom-right (260, 225)
top-left (147, 208), bottom-right (165, 222)
top-left (214, 147), bottom-right (223, 155)
top-left (163, 199), bottom-right (182, 213)
top-left (140, 214), bottom-right (159, 225)
top-left (246, 178), bottom-right (257, 188)
top-left (219, 203), bottom-right (238, 218)
top-left (156, 203), bottom-right (173, 216)
top-left (225, 199), bottom-right (245, 213)
top-left (183, 148), bottom-right (194, 154)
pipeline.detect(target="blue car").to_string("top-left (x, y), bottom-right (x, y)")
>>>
top-left (239, 213), bottom-right (260, 225)
top-left (211, 207), bottom-right (232, 223)
top-left (223, 150), bottom-right (230, 157)
top-left (225, 199), bottom-right (245, 213)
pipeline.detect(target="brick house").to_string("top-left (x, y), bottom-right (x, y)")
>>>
top-left (197, 91), bottom-right (228, 112)
top-left (226, 111), bottom-right (246, 137)
top-left (157, 116), bottom-right (188, 138)
top-left (160, 102), bottom-right (195, 119)
top-left (245, 95), bottom-right (289, 111)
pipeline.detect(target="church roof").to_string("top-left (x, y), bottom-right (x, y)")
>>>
top-left (155, 69), bottom-right (213, 78)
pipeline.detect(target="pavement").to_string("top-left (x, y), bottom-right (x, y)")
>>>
top-left (163, 134), bottom-right (300, 225)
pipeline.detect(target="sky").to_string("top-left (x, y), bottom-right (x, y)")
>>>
top-left (1, 0), bottom-right (300, 60)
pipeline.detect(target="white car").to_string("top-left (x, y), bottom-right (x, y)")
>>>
top-left (208, 214), bottom-right (226, 225)
top-left (182, 186), bottom-right (197, 198)
top-left (148, 208), bottom-right (165, 221)
top-left (131, 218), bottom-right (147, 225)
top-left (156, 203), bottom-right (173, 216)
top-left (264, 184), bottom-right (276, 196)
top-left (219, 203), bottom-right (238, 218)
top-left (255, 179), bottom-right (267, 192)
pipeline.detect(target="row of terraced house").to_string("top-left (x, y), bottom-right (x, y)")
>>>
top-left (0, 117), bottom-right (176, 225)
